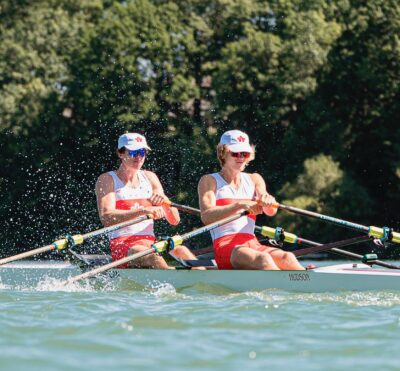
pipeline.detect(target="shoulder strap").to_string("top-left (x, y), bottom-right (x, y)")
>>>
top-left (241, 172), bottom-right (256, 198)
top-left (139, 170), bottom-right (153, 190)
top-left (107, 171), bottom-right (123, 190)
top-left (241, 172), bottom-right (253, 185)
top-left (210, 172), bottom-right (226, 189)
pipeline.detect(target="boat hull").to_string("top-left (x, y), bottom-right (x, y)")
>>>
top-left (1, 261), bottom-right (400, 292)
top-left (117, 264), bottom-right (400, 292)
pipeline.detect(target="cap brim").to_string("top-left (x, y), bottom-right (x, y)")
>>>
top-left (124, 144), bottom-right (151, 151)
top-left (227, 143), bottom-right (253, 153)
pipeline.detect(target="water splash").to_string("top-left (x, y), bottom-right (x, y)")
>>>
top-left (35, 277), bottom-right (97, 292)
top-left (148, 281), bottom-right (177, 295)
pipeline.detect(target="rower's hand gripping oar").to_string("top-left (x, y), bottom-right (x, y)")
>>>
top-left (265, 202), bottom-right (400, 245)
top-left (62, 211), bottom-right (250, 285)
top-left (0, 215), bottom-right (154, 266)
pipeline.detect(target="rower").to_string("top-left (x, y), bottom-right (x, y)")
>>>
top-left (96, 133), bottom-right (202, 269)
top-left (198, 130), bottom-right (305, 270)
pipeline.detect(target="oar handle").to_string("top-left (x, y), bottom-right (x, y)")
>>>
top-left (162, 200), bottom-right (201, 215)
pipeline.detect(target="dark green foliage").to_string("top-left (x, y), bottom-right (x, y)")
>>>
top-left (0, 0), bottom-right (399, 258)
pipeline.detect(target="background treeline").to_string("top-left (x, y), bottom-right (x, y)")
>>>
top-left (1, 0), bottom-right (399, 258)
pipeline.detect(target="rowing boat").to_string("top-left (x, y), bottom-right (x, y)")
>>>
top-left (1, 202), bottom-right (400, 292)
top-left (1, 258), bottom-right (400, 292)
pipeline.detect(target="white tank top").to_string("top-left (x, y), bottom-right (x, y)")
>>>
top-left (107, 170), bottom-right (155, 239)
top-left (209, 172), bottom-right (256, 242)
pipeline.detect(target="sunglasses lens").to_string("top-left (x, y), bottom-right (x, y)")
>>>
top-left (128, 149), bottom-right (147, 157)
top-left (230, 152), bottom-right (250, 158)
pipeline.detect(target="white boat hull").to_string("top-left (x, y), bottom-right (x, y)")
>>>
top-left (1, 261), bottom-right (400, 292)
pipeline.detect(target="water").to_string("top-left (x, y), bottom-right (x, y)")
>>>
top-left (1, 263), bottom-right (400, 370)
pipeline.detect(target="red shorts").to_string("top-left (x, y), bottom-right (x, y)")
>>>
top-left (213, 234), bottom-right (269, 269)
top-left (110, 235), bottom-right (156, 268)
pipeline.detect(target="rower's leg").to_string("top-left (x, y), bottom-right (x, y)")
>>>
top-left (265, 247), bottom-right (305, 270)
top-left (171, 246), bottom-right (206, 270)
top-left (128, 244), bottom-right (170, 269)
top-left (230, 246), bottom-right (280, 270)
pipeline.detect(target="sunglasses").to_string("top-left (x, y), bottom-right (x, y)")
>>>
top-left (127, 148), bottom-right (147, 157)
top-left (230, 151), bottom-right (251, 159)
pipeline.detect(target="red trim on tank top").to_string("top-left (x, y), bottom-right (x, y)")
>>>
top-left (115, 199), bottom-right (152, 210)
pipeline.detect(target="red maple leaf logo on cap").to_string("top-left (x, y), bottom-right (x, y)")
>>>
top-left (237, 136), bottom-right (245, 142)
top-left (136, 137), bottom-right (143, 142)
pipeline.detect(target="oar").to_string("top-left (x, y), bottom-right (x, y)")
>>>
top-left (292, 235), bottom-right (371, 257)
top-left (162, 203), bottom-right (398, 268)
top-left (0, 215), bottom-right (153, 266)
top-left (255, 225), bottom-right (400, 269)
top-left (269, 203), bottom-right (400, 244)
top-left (162, 200), bottom-right (201, 215)
top-left (62, 211), bottom-right (250, 285)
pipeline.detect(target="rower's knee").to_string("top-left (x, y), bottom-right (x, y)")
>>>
top-left (282, 251), bottom-right (300, 265)
top-left (172, 245), bottom-right (186, 256)
top-left (172, 245), bottom-right (195, 259)
top-left (281, 251), bottom-right (295, 262)
top-left (231, 247), bottom-right (279, 270)
top-left (255, 252), bottom-right (279, 270)
top-left (276, 251), bottom-right (304, 270)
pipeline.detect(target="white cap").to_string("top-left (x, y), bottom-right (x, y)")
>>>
top-left (219, 130), bottom-right (253, 153)
top-left (117, 133), bottom-right (151, 151)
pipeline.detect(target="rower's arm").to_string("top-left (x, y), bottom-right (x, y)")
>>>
top-left (250, 173), bottom-right (277, 217)
top-left (145, 171), bottom-right (180, 226)
top-left (198, 175), bottom-right (252, 225)
top-left (95, 173), bottom-right (150, 226)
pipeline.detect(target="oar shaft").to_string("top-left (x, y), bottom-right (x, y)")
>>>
top-left (0, 244), bottom-right (55, 265)
top-left (181, 212), bottom-right (248, 240)
top-left (81, 214), bottom-right (152, 240)
top-left (64, 248), bottom-right (156, 285)
top-left (293, 235), bottom-right (371, 257)
top-left (276, 203), bottom-right (369, 233)
top-left (0, 214), bottom-right (153, 266)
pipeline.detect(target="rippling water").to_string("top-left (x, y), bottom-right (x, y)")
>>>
top-left (1, 263), bottom-right (400, 370)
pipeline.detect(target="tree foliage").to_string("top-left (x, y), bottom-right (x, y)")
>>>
top-left (0, 0), bottom-right (399, 257)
